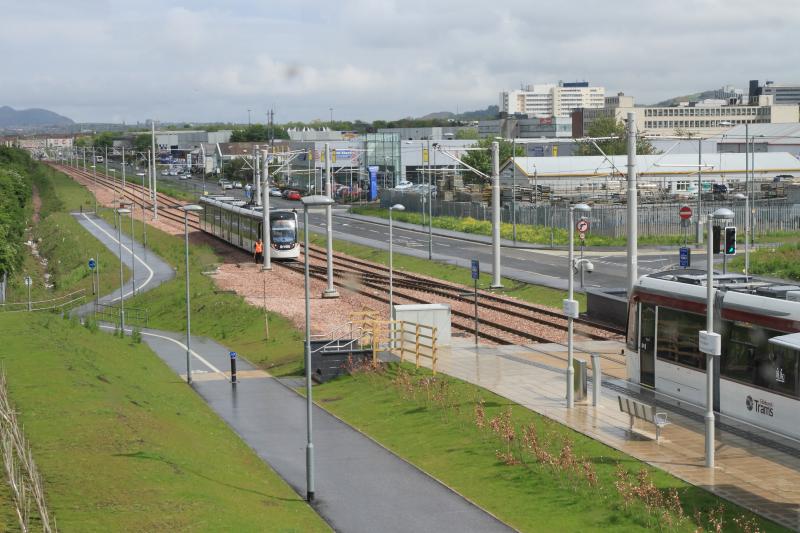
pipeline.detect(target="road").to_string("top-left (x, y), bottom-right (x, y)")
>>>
top-left (94, 161), bottom-right (712, 291)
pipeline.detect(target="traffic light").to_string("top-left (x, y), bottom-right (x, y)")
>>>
top-left (725, 226), bottom-right (737, 255)
top-left (712, 226), bottom-right (722, 254)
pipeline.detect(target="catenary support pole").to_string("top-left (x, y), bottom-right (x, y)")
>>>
top-left (626, 112), bottom-right (638, 294)
top-left (254, 144), bottom-right (261, 206)
top-left (567, 206), bottom-right (575, 408)
top-left (705, 214), bottom-right (715, 468)
top-left (744, 123), bottom-right (750, 276)
top-left (512, 137), bottom-right (517, 245)
top-left (428, 139), bottom-right (433, 260)
top-left (490, 141), bottom-right (502, 288)
top-left (322, 143), bottom-right (338, 298)
top-left (262, 148), bottom-right (271, 270)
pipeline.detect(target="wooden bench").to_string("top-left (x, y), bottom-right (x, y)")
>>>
top-left (618, 396), bottom-right (670, 442)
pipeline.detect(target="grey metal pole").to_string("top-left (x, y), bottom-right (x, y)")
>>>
top-left (323, 143), bottom-right (338, 298)
top-left (744, 124), bottom-right (750, 276)
top-left (567, 206), bottom-right (575, 409)
top-left (147, 150), bottom-right (152, 198)
top-left (626, 113), bottom-right (638, 294)
top-left (255, 144), bottom-right (262, 206)
top-left (389, 207), bottom-right (394, 318)
top-left (490, 141), bottom-right (502, 288)
top-left (591, 352), bottom-right (600, 407)
top-left (262, 149), bottom-right (271, 270)
top-left (117, 219), bottom-right (125, 334)
top-left (303, 207), bottom-right (315, 501)
top-left (140, 171), bottom-right (148, 261)
top-left (122, 147), bottom-right (126, 196)
top-left (428, 140), bottom-right (433, 260)
top-left (104, 146), bottom-right (108, 178)
top-left (27, 280), bottom-right (31, 312)
top-left (697, 139), bottom-right (703, 243)
top-left (130, 211), bottom-right (136, 295)
top-left (184, 212), bottom-right (192, 385)
top-left (512, 138), bottom-right (517, 245)
top-left (152, 122), bottom-right (158, 220)
top-left (705, 214), bottom-right (715, 468)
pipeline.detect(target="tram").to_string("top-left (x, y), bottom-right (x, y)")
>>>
top-left (198, 196), bottom-right (299, 260)
top-left (626, 270), bottom-right (800, 440)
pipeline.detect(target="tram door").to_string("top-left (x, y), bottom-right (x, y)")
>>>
top-left (639, 304), bottom-right (656, 388)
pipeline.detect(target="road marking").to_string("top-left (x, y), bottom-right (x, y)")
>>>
top-left (80, 213), bottom-right (154, 301)
top-left (99, 325), bottom-right (228, 381)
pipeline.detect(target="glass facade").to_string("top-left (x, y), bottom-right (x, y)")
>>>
top-left (365, 133), bottom-right (401, 188)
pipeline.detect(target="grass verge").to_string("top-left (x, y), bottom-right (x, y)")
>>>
top-left (729, 242), bottom-right (800, 280)
top-left (0, 312), bottom-right (327, 531)
top-left (313, 363), bottom-right (786, 532)
top-left (307, 232), bottom-right (586, 311)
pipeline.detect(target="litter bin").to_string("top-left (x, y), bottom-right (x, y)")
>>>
top-left (573, 358), bottom-right (587, 401)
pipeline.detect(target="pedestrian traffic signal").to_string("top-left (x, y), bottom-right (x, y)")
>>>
top-left (712, 225), bottom-right (722, 254)
top-left (725, 226), bottom-right (736, 255)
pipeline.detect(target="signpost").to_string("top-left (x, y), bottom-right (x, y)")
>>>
top-left (229, 351), bottom-right (238, 385)
top-left (576, 219), bottom-right (589, 287)
top-left (24, 275), bottom-right (32, 311)
top-left (679, 247), bottom-right (691, 268)
top-left (679, 205), bottom-right (693, 246)
top-left (471, 259), bottom-right (480, 346)
top-left (89, 257), bottom-right (97, 296)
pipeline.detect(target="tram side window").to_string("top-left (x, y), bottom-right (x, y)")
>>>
top-left (721, 323), bottom-right (798, 398)
top-left (626, 300), bottom-right (638, 351)
top-left (656, 307), bottom-right (706, 370)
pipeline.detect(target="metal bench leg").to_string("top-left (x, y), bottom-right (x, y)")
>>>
top-left (656, 425), bottom-right (661, 442)
top-left (629, 414), bottom-right (634, 432)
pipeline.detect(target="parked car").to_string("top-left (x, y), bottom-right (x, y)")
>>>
top-left (287, 190), bottom-right (301, 201)
top-left (161, 169), bottom-right (170, 176)
top-left (270, 188), bottom-right (282, 197)
top-left (282, 189), bottom-right (292, 198)
top-left (232, 181), bottom-right (243, 189)
top-left (217, 178), bottom-right (228, 186)
top-left (219, 180), bottom-right (233, 190)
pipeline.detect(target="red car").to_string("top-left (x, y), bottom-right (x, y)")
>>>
top-left (287, 190), bottom-right (302, 201)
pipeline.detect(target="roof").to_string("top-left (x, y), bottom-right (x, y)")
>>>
top-left (717, 123), bottom-right (800, 145)
top-left (506, 152), bottom-right (800, 178)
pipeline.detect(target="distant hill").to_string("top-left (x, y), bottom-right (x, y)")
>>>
top-left (0, 106), bottom-right (74, 128)
top-left (419, 105), bottom-right (499, 121)
top-left (653, 90), bottom-right (728, 107)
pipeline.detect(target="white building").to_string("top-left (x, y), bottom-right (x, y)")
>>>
top-left (501, 82), bottom-right (605, 118)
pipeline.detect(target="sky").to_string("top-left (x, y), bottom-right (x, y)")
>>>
top-left (1, 0), bottom-right (798, 124)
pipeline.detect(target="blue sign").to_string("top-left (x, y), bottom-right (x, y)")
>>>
top-left (471, 259), bottom-right (480, 280)
top-left (229, 351), bottom-right (237, 359)
top-left (368, 166), bottom-right (379, 201)
top-left (88, 258), bottom-right (96, 270)
top-left (679, 247), bottom-right (691, 268)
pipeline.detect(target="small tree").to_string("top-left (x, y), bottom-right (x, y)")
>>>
top-left (575, 116), bottom-right (657, 156)
top-left (460, 137), bottom-right (524, 185)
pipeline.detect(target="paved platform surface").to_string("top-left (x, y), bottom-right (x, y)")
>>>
top-left (423, 339), bottom-right (800, 531)
top-left (78, 208), bottom-right (512, 533)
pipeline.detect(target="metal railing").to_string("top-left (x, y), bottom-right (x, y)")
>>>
top-left (94, 302), bottom-right (149, 328)
top-left (0, 289), bottom-right (86, 313)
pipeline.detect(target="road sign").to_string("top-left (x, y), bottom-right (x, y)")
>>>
top-left (576, 219), bottom-right (589, 233)
top-left (679, 205), bottom-right (693, 220)
top-left (579, 232), bottom-right (586, 240)
top-left (471, 259), bottom-right (480, 280)
top-left (229, 351), bottom-right (237, 359)
top-left (679, 247), bottom-right (691, 267)
top-left (23, 276), bottom-right (32, 287)
top-left (88, 258), bottom-right (96, 270)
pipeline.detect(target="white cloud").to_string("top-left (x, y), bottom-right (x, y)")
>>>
top-left (1, 0), bottom-right (798, 122)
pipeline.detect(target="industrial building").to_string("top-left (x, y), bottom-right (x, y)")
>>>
top-left (717, 123), bottom-right (800, 158)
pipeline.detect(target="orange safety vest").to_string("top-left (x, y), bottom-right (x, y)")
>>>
top-left (255, 241), bottom-right (263, 253)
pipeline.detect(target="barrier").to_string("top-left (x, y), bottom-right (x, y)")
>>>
top-left (0, 289), bottom-right (86, 314)
top-left (94, 302), bottom-right (149, 328)
top-left (367, 320), bottom-right (439, 375)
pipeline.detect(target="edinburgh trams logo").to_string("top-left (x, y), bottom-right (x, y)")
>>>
top-left (745, 395), bottom-right (774, 417)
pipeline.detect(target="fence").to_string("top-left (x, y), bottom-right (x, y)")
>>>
top-left (367, 320), bottom-right (439, 374)
top-left (94, 303), bottom-right (149, 328)
top-left (0, 289), bottom-right (86, 314)
top-left (380, 190), bottom-right (800, 239)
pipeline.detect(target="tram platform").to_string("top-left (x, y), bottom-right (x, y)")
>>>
top-left (416, 337), bottom-right (800, 531)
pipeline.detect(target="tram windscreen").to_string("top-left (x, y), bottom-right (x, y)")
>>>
top-left (271, 219), bottom-right (296, 244)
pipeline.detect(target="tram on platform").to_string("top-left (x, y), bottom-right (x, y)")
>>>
top-left (198, 196), bottom-right (299, 260)
top-left (625, 270), bottom-right (800, 440)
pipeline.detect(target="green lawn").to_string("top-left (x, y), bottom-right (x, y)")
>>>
top-left (96, 209), bottom-right (306, 376)
top-left (307, 232), bottom-right (586, 311)
top-left (0, 312), bottom-right (327, 532)
top-left (729, 242), bottom-right (800, 280)
top-left (313, 363), bottom-right (785, 533)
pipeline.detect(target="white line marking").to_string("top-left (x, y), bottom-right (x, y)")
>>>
top-left (99, 325), bottom-right (227, 380)
top-left (80, 213), bottom-right (155, 301)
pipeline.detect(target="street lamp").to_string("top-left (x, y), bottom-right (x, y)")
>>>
top-left (136, 172), bottom-right (149, 259)
top-left (565, 202), bottom-right (591, 409)
top-left (322, 144), bottom-right (338, 298)
top-left (116, 208), bottom-right (131, 333)
top-left (389, 204), bottom-right (405, 318)
top-left (119, 202), bottom-right (136, 295)
top-left (180, 204), bottom-right (204, 385)
top-left (301, 194), bottom-right (335, 502)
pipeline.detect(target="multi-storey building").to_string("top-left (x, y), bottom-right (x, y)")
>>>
top-left (750, 79), bottom-right (800, 105)
top-left (500, 82), bottom-right (604, 118)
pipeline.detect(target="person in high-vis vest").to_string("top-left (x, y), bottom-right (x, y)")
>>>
top-left (254, 239), bottom-right (263, 264)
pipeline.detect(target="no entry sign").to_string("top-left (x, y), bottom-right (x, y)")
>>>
top-left (679, 205), bottom-right (693, 220)
top-left (576, 219), bottom-right (589, 233)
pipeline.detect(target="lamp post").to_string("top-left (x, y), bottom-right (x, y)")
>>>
top-left (180, 204), bottom-right (204, 385)
top-left (389, 204), bottom-right (405, 318)
top-left (490, 141), bottom-right (502, 288)
top-left (119, 202), bottom-right (136, 295)
top-left (136, 172), bottom-right (149, 260)
top-left (261, 149), bottom-right (272, 270)
top-left (109, 168), bottom-right (117, 205)
top-left (301, 194), bottom-right (335, 502)
top-left (91, 161), bottom-right (98, 213)
top-left (565, 203), bottom-right (591, 409)
top-left (116, 208), bottom-right (131, 333)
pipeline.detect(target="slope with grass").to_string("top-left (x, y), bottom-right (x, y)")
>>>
top-left (0, 312), bottom-right (327, 531)
top-left (313, 363), bottom-right (785, 533)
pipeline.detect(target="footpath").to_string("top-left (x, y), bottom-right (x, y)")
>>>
top-left (73, 212), bottom-right (513, 533)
